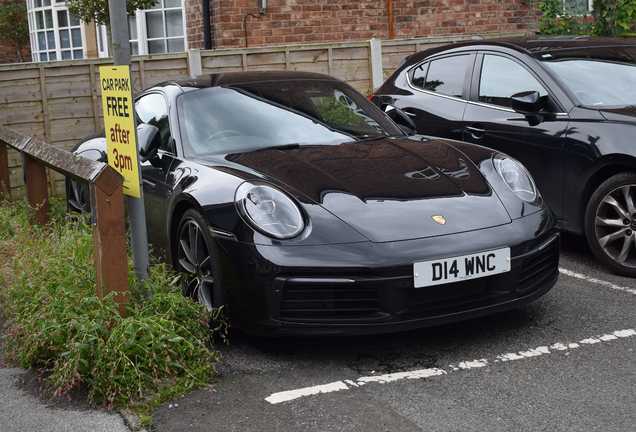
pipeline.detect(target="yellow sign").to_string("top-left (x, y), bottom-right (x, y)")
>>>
top-left (99, 66), bottom-right (140, 198)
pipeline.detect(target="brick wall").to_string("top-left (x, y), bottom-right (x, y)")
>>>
top-left (193, 0), bottom-right (541, 50)
top-left (185, 0), bottom-right (206, 49)
top-left (0, 0), bottom-right (541, 63)
top-left (0, 0), bottom-right (31, 64)
top-left (392, 0), bottom-right (541, 38)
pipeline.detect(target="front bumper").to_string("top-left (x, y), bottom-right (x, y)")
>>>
top-left (268, 233), bottom-right (558, 335)
top-left (217, 210), bottom-right (560, 336)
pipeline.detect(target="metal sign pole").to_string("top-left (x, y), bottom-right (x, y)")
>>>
top-left (107, 0), bottom-right (150, 282)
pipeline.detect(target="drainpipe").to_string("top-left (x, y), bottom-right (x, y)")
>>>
top-left (203, 0), bottom-right (211, 50)
top-left (388, 0), bottom-right (394, 39)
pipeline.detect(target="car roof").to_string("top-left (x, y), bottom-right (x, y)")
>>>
top-left (405, 35), bottom-right (636, 64)
top-left (150, 71), bottom-right (341, 92)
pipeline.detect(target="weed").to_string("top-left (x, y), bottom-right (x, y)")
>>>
top-left (0, 195), bottom-right (223, 412)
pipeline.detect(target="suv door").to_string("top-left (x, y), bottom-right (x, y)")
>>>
top-left (463, 52), bottom-right (567, 220)
top-left (393, 53), bottom-right (474, 141)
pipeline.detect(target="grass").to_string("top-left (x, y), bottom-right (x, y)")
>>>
top-left (0, 194), bottom-right (224, 421)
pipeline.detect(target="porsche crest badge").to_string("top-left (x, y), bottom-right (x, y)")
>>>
top-left (432, 215), bottom-right (446, 225)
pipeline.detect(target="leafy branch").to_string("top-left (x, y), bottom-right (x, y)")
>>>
top-left (0, 1), bottom-right (29, 62)
top-left (535, 0), bottom-right (636, 36)
top-left (64, 0), bottom-right (159, 54)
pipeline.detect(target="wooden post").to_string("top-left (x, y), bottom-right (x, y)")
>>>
top-left (0, 125), bottom-right (130, 317)
top-left (188, 49), bottom-right (202, 76)
top-left (90, 166), bottom-right (130, 317)
top-left (0, 141), bottom-right (10, 198)
top-left (38, 66), bottom-right (57, 197)
top-left (23, 152), bottom-right (50, 225)
top-left (369, 39), bottom-right (383, 92)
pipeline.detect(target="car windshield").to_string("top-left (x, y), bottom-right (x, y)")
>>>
top-left (541, 48), bottom-right (636, 107)
top-left (177, 79), bottom-right (402, 156)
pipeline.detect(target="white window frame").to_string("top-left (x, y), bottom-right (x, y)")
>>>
top-left (27, 0), bottom-right (86, 62)
top-left (96, 25), bottom-right (109, 58)
top-left (563, 0), bottom-right (592, 14)
top-left (97, 0), bottom-right (187, 58)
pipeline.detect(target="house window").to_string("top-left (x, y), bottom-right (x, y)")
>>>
top-left (94, 0), bottom-right (186, 58)
top-left (128, 15), bottom-right (139, 55)
top-left (27, 0), bottom-right (84, 62)
top-left (128, 0), bottom-right (186, 55)
top-left (564, 0), bottom-right (591, 13)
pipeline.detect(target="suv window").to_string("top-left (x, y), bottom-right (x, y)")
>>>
top-left (410, 55), bottom-right (469, 98)
top-left (135, 93), bottom-right (173, 152)
top-left (479, 55), bottom-right (548, 108)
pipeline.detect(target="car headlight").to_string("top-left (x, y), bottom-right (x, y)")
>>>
top-left (235, 181), bottom-right (305, 239)
top-left (493, 154), bottom-right (537, 202)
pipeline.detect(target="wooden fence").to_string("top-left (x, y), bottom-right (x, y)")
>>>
top-left (0, 32), bottom-right (524, 198)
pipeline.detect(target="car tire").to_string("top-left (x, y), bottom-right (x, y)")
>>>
top-left (585, 172), bottom-right (636, 277)
top-left (65, 178), bottom-right (90, 214)
top-left (176, 208), bottom-right (224, 310)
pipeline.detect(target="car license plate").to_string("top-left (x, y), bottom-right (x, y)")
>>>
top-left (413, 247), bottom-right (510, 288)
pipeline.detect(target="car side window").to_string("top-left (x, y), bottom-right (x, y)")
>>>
top-left (135, 93), bottom-right (173, 153)
top-left (479, 55), bottom-right (548, 108)
top-left (410, 55), bottom-right (469, 98)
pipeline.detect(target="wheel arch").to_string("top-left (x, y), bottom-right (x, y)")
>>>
top-left (580, 158), bottom-right (636, 230)
top-left (169, 196), bottom-right (205, 269)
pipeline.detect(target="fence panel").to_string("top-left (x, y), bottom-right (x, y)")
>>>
top-left (200, 52), bottom-right (245, 73)
top-left (0, 33), bottom-right (525, 198)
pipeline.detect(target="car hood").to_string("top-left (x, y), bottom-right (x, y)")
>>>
top-left (225, 137), bottom-right (512, 243)
top-left (599, 106), bottom-right (636, 122)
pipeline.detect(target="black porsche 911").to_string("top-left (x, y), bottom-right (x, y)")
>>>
top-left (66, 71), bottom-right (559, 336)
top-left (370, 36), bottom-right (636, 277)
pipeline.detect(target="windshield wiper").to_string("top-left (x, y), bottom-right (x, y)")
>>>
top-left (247, 143), bottom-right (301, 153)
top-left (344, 135), bottom-right (389, 144)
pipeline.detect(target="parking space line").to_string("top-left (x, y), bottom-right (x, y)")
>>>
top-left (265, 328), bottom-right (636, 404)
top-left (559, 268), bottom-right (636, 295)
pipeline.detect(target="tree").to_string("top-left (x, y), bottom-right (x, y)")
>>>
top-left (0, 1), bottom-right (30, 63)
top-left (535, 0), bottom-right (636, 36)
top-left (65, 0), bottom-right (158, 55)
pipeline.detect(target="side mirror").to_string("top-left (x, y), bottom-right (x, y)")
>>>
top-left (137, 123), bottom-right (161, 162)
top-left (384, 104), bottom-right (416, 135)
top-left (511, 91), bottom-right (543, 127)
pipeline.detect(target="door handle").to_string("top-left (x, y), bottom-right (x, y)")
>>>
top-left (465, 125), bottom-right (486, 139)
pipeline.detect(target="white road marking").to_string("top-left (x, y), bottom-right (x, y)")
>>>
top-left (265, 328), bottom-right (636, 404)
top-left (265, 270), bottom-right (636, 405)
top-left (356, 368), bottom-right (446, 384)
top-left (265, 381), bottom-right (349, 404)
top-left (559, 268), bottom-right (636, 295)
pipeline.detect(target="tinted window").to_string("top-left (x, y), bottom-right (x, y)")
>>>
top-left (411, 62), bottom-right (429, 89)
top-left (410, 55), bottom-right (469, 98)
top-left (135, 93), bottom-right (173, 152)
top-left (479, 55), bottom-right (547, 108)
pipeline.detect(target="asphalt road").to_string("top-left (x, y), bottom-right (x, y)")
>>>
top-left (2, 233), bottom-right (635, 431)
top-left (0, 310), bottom-right (131, 431)
top-left (151, 233), bottom-right (636, 431)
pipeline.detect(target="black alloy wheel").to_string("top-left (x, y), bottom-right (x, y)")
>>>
top-left (176, 208), bottom-right (223, 310)
top-left (585, 172), bottom-right (636, 277)
top-left (65, 178), bottom-right (90, 214)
